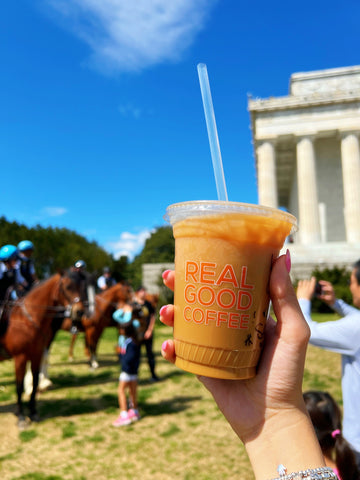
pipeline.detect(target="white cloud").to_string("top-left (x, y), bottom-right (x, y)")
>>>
top-left (107, 229), bottom-right (154, 260)
top-left (42, 206), bottom-right (68, 217)
top-left (118, 103), bottom-right (142, 119)
top-left (43, 0), bottom-right (217, 74)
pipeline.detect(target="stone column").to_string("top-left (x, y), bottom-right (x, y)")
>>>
top-left (340, 132), bottom-right (360, 243)
top-left (256, 140), bottom-right (278, 207)
top-left (296, 136), bottom-right (321, 244)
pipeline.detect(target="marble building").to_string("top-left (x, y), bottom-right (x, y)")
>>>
top-left (143, 65), bottom-right (360, 292)
top-left (248, 65), bottom-right (360, 278)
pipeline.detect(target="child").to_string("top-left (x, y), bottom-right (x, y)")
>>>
top-left (303, 390), bottom-right (360, 480)
top-left (112, 304), bottom-right (142, 427)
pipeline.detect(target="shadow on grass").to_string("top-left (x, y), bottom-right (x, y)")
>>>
top-left (49, 354), bottom-right (118, 368)
top-left (44, 369), bottom-right (116, 390)
top-left (0, 378), bottom-right (15, 387)
top-left (138, 367), bottom-right (186, 386)
top-left (0, 391), bottom-right (119, 419)
top-left (49, 345), bottom-right (162, 369)
top-left (0, 369), bottom-right (118, 417)
top-left (0, 367), bottom-right (197, 421)
top-left (141, 395), bottom-right (202, 417)
top-left (0, 390), bottom-right (200, 421)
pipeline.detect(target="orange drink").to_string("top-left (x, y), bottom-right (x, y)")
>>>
top-left (166, 201), bottom-right (297, 379)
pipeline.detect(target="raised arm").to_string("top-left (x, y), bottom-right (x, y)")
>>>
top-left (160, 254), bottom-right (329, 480)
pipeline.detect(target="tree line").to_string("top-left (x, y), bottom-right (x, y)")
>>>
top-left (0, 216), bottom-right (175, 289)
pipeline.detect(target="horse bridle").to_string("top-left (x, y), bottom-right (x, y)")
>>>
top-left (18, 276), bottom-right (82, 329)
top-left (57, 276), bottom-right (81, 307)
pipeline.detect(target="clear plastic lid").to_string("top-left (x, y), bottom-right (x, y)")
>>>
top-left (165, 200), bottom-right (297, 234)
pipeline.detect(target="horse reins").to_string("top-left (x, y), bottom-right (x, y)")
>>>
top-left (18, 277), bottom-right (82, 331)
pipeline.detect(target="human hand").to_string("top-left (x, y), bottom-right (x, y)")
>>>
top-left (122, 303), bottom-right (132, 313)
top-left (296, 277), bottom-right (316, 301)
top-left (316, 280), bottom-right (336, 306)
top-left (297, 277), bottom-right (336, 307)
top-left (160, 255), bottom-right (311, 443)
top-left (144, 329), bottom-right (152, 340)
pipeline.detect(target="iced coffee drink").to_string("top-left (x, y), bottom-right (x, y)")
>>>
top-left (166, 201), bottom-right (297, 379)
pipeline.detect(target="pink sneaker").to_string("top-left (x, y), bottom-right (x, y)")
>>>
top-left (112, 413), bottom-right (132, 427)
top-left (127, 408), bottom-right (140, 422)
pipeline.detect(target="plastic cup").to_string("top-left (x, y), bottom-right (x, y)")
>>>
top-left (165, 200), bottom-right (297, 380)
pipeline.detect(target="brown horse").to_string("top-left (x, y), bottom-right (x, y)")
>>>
top-left (83, 282), bottom-right (132, 369)
top-left (23, 282), bottom-right (131, 393)
top-left (0, 271), bottom-right (85, 428)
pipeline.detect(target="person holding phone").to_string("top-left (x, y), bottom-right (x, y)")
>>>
top-left (297, 260), bottom-right (360, 469)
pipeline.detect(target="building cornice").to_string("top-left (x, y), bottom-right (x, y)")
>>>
top-left (290, 65), bottom-right (360, 82)
top-left (248, 90), bottom-right (360, 113)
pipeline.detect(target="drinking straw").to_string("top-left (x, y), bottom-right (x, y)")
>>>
top-left (197, 63), bottom-right (228, 201)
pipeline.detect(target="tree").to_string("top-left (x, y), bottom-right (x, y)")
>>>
top-left (112, 255), bottom-right (130, 282)
top-left (0, 216), bottom-right (112, 278)
top-left (128, 226), bottom-right (175, 288)
top-left (0, 217), bottom-right (175, 290)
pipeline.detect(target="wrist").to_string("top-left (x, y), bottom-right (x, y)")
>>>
top-left (244, 406), bottom-right (325, 480)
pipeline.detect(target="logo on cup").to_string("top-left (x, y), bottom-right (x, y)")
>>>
top-left (182, 260), bottom-right (254, 329)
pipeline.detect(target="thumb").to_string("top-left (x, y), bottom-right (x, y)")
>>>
top-left (270, 253), bottom-right (310, 347)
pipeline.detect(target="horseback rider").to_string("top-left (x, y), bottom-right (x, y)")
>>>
top-left (97, 266), bottom-right (116, 292)
top-left (68, 260), bottom-right (96, 361)
top-left (70, 260), bottom-right (95, 332)
top-left (0, 244), bottom-right (27, 323)
top-left (17, 240), bottom-right (38, 291)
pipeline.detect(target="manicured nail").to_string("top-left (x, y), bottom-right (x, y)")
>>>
top-left (159, 305), bottom-right (167, 317)
top-left (161, 340), bottom-right (169, 352)
top-left (162, 270), bottom-right (171, 280)
top-left (285, 249), bottom-right (291, 273)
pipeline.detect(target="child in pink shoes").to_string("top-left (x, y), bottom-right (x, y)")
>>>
top-left (112, 304), bottom-right (142, 427)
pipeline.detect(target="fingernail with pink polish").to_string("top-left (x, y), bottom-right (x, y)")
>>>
top-left (162, 340), bottom-right (168, 352)
top-left (162, 270), bottom-right (171, 280)
top-left (159, 305), bottom-right (167, 317)
top-left (285, 249), bottom-right (291, 273)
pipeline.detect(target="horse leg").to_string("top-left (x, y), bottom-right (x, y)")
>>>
top-left (23, 348), bottom-right (53, 395)
top-left (38, 348), bottom-right (53, 391)
top-left (89, 353), bottom-right (99, 370)
top-left (68, 333), bottom-right (77, 361)
top-left (23, 363), bottom-right (33, 396)
top-left (84, 325), bottom-right (99, 369)
top-left (14, 354), bottom-right (28, 428)
top-left (29, 358), bottom-right (41, 422)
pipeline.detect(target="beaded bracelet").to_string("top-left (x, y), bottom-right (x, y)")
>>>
top-left (268, 466), bottom-right (338, 480)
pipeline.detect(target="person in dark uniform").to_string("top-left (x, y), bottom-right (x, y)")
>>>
top-left (0, 244), bottom-right (26, 322)
top-left (97, 266), bottom-right (116, 292)
top-left (68, 260), bottom-right (96, 360)
top-left (72, 260), bottom-right (95, 316)
top-left (17, 240), bottom-right (38, 291)
top-left (133, 286), bottom-right (159, 381)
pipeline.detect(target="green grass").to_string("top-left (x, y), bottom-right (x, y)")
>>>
top-left (62, 421), bottom-right (77, 438)
top-left (19, 430), bottom-right (37, 442)
top-left (13, 475), bottom-right (64, 480)
top-left (159, 422), bottom-right (181, 437)
top-left (0, 316), bottom-right (342, 480)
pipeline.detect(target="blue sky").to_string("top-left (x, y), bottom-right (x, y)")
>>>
top-left (2, 0), bottom-right (360, 260)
